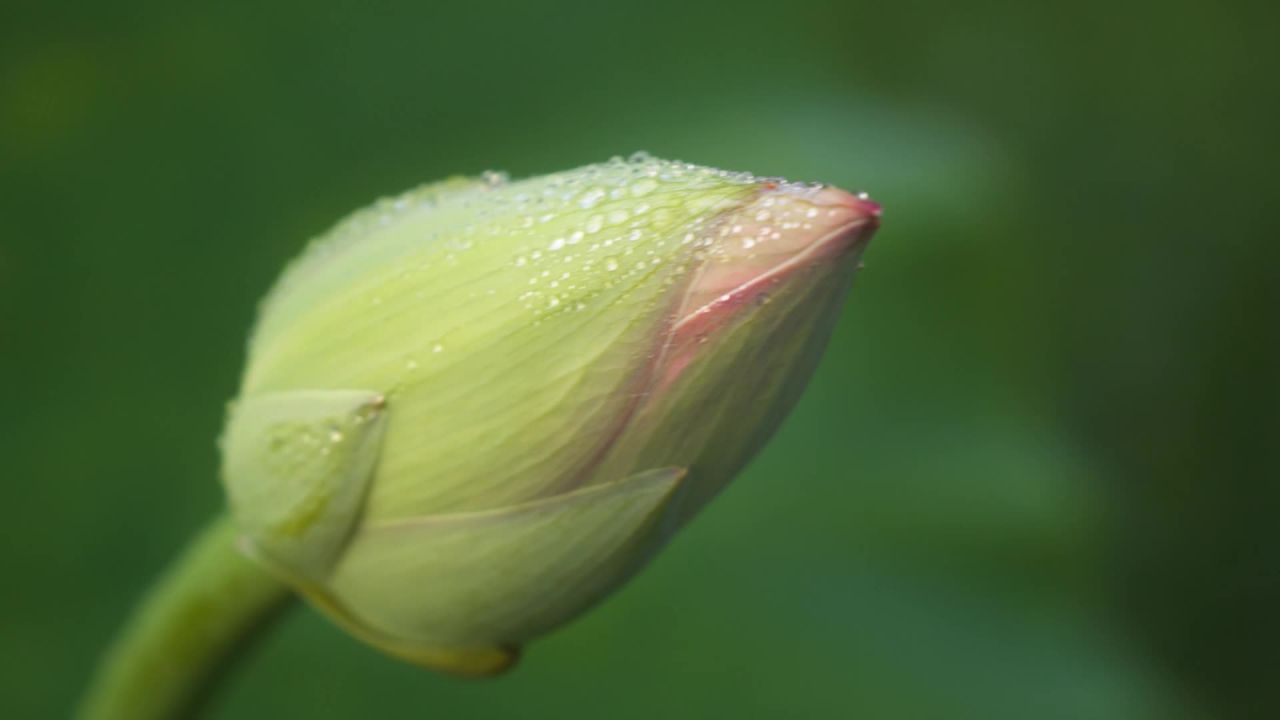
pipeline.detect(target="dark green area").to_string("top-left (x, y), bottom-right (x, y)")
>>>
top-left (2, 1), bottom-right (1276, 717)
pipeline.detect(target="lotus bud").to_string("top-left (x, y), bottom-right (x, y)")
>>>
top-left (220, 154), bottom-right (880, 675)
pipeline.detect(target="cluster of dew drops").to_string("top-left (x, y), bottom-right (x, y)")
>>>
top-left (275, 153), bottom-right (852, 375)
top-left (462, 154), bottom-right (842, 317)
top-left (498, 152), bottom-right (762, 316)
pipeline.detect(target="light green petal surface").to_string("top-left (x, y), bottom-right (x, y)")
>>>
top-left (324, 467), bottom-right (687, 650)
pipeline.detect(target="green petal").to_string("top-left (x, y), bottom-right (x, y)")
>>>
top-left (321, 467), bottom-right (687, 655)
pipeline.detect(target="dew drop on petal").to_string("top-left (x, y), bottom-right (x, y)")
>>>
top-left (578, 188), bottom-right (606, 209)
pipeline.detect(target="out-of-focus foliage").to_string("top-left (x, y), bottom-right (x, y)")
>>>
top-left (1, 1), bottom-right (1275, 718)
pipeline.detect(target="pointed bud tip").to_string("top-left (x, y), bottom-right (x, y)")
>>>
top-left (794, 186), bottom-right (880, 261)
top-left (807, 185), bottom-right (881, 228)
top-left (743, 183), bottom-right (880, 264)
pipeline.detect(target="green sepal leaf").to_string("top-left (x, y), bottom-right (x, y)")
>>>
top-left (221, 390), bottom-right (387, 581)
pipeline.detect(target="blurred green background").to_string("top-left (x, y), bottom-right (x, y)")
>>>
top-left (2, 1), bottom-right (1276, 718)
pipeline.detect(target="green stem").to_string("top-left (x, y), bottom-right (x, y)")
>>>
top-left (78, 514), bottom-right (293, 720)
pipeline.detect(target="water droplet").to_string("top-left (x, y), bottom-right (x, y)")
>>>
top-left (578, 188), bottom-right (606, 209)
top-left (549, 237), bottom-right (566, 251)
top-left (432, 343), bottom-right (444, 353)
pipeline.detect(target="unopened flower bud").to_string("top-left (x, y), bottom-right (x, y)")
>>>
top-left (220, 154), bottom-right (879, 675)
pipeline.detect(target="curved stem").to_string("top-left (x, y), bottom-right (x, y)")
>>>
top-left (78, 514), bottom-right (293, 720)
